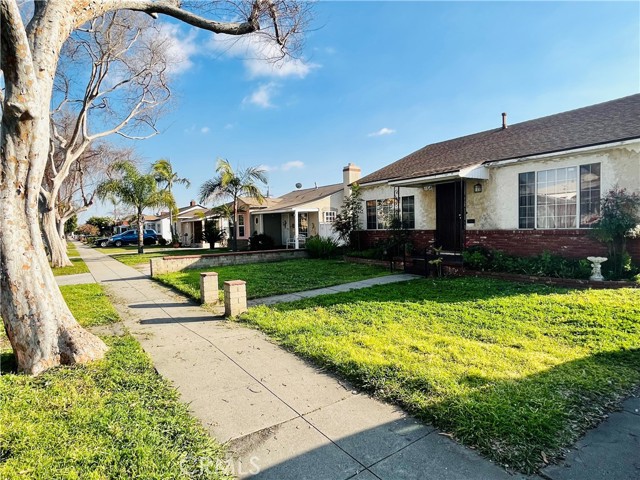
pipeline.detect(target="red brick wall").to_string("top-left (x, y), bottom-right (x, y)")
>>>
top-left (354, 230), bottom-right (436, 252)
top-left (466, 229), bottom-right (640, 263)
top-left (357, 228), bottom-right (640, 263)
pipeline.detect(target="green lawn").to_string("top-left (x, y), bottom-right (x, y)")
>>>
top-left (0, 284), bottom-right (229, 479)
top-left (155, 259), bottom-right (392, 301)
top-left (51, 242), bottom-right (89, 276)
top-left (66, 241), bottom-right (80, 257)
top-left (108, 248), bottom-right (228, 266)
top-left (239, 277), bottom-right (640, 473)
top-left (95, 244), bottom-right (172, 254)
top-left (57, 284), bottom-right (120, 327)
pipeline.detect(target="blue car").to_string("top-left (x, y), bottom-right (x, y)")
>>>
top-left (108, 229), bottom-right (158, 247)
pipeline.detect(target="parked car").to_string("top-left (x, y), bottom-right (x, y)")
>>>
top-left (107, 229), bottom-right (158, 247)
top-left (94, 236), bottom-right (111, 248)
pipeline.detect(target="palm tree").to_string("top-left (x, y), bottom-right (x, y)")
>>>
top-left (97, 161), bottom-right (175, 253)
top-left (199, 158), bottom-right (267, 251)
top-left (151, 158), bottom-right (190, 242)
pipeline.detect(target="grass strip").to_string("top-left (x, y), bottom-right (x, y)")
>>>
top-left (0, 284), bottom-right (230, 479)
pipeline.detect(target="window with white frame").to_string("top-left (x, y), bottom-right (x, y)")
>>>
top-left (518, 163), bottom-right (600, 229)
top-left (401, 196), bottom-right (415, 229)
top-left (238, 215), bottom-right (245, 237)
top-left (323, 211), bottom-right (337, 223)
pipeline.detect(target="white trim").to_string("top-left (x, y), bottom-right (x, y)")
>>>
top-left (459, 164), bottom-right (490, 180)
top-left (487, 138), bottom-right (640, 168)
top-left (387, 166), bottom-right (488, 186)
top-left (253, 207), bottom-right (319, 215)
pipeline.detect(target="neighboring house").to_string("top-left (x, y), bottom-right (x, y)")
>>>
top-left (355, 94), bottom-right (640, 261)
top-left (174, 200), bottom-right (209, 246)
top-left (210, 164), bottom-right (361, 249)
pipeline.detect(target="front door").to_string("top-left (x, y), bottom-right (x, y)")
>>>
top-left (435, 181), bottom-right (465, 251)
top-left (193, 221), bottom-right (203, 243)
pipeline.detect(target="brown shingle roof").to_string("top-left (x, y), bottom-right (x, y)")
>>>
top-left (359, 94), bottom-right (640, 185)
top-left (259, 183), bottom-right (343, 212)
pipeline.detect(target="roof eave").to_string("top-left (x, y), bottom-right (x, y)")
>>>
top-left (486, 137), bottom-right (640, 168)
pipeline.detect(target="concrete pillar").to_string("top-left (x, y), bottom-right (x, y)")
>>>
top-left (224, 280), bottom-right (247, 317)
top-left (200, 272), bottom-right (219, 304)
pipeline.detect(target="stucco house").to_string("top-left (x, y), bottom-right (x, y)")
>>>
top-left (355, 94), bottom-right (640, 261)
top-left (249, 165), bottom-right (361, 248)
top-left (208, 164), bottom-right (360, 249)
top-left (173, 201), bottom-right (208, 246)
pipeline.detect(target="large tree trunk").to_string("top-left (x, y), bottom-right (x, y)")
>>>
top-left (0, 119), bottom-right (108, 375)
top-left (1, 0), bottom-right (107, 374)
top-left (42, 207), bottom-right (72, 267)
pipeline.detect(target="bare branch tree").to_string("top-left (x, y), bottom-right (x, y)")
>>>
top-left (42, 10), bottom-right (175, 267)
top-left (1, 0), bottom-right (309, 375)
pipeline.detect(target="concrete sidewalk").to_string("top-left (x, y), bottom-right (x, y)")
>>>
top-left (77, 243), bottom-right (527, 479)
top-left (55, 272), bottom-right (96, 286)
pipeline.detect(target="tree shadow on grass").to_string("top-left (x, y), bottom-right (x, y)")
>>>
top-left (0, 351), bottom-right (18, 374)
top-left (424, 348), bottom-right (640, 473)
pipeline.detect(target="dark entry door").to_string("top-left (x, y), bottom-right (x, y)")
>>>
top-left (435, 181), bottom-right (465, 251)
top-left (263, 214), bottom-right (283, 246)
top-left (194, 221), bottom-right (203, 243)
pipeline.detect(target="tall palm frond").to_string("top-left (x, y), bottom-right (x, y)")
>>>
top-left (96, 160), bottom-right (174, 253)
top-left (198, 158), bottom-right (267, 250)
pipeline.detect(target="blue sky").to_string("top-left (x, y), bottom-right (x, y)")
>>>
top-left (96, 1), bottom-right (639, 218)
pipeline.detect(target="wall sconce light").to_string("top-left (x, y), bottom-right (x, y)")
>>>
top-left (473, 183), bottom-right (483, 193)
top-left (283, 220), bottom-right (287, 228)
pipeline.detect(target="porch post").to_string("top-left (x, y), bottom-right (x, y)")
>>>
top-left (294, 210), bottom-right (299, 249)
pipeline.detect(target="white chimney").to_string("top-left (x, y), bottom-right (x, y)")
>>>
top-left (343, 163), bottom-right (361, 195)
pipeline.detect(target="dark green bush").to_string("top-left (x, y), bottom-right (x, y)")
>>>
top-left (463, 248), bottom-right (592, 279)
top-left (250, 233), bottom-right (275, 250)
top-left (346, 246), bottom-right (386, 260)
top-left (306, 235), bottom-right (340, 258)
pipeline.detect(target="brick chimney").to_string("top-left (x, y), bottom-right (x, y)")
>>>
top-left (190, 200), bottom-right (196, 207)
top-left (343, 163), bottom-right (361, 195)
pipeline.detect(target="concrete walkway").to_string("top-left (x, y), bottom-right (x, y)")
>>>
top-left (55, 272), bottom-right (96, 286)
top-left (248, 274), bottom-right (419, 307)
top-left (76, 243), bottom-right (528, 479)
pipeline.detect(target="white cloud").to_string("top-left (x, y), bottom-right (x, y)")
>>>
top-left (281, 160), bottom-right (304, 171)
top-left (200, 126), bottom-right (210, 134)
top-left (258, 164), bottom-right (278, 172)
top-left (155, 22), bottom-right (199, 75)
top-left (244, 82), bottom-right (278, 108)
top-left (368, 127), bottom-right (396, 137)
top-left (224, 123), bottom-right (236, 130)
top-left (208, 33), bottom-right (318, 79)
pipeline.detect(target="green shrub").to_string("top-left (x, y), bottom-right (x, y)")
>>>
top-left (462, 245), bottom-right (492, 270)
top-left (249, 233), bottom-right (275, 250)
top-left (305, 235), bottom-right (339, 258)
top-left (463, 248), bottom-right (592, 279)
top-left (204, 219), bottom-right (225, 248)
top-left (346, 247), bottom-right (386, 260)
